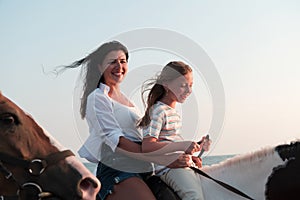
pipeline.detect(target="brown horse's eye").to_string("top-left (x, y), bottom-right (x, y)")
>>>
top-left (0, 113), bottom-right (17, 125)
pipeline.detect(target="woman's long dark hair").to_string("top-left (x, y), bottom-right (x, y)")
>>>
top-left (138, 61), bottom-right (192, 127)
top-left (57, 41), bottom-right (128, 119)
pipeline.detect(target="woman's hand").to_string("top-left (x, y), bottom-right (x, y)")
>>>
top-left (167, 154), bottom-right (193, 168)
top-left (184, 141), bottom-right (201, 154)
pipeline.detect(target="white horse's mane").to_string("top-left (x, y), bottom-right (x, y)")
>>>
top-left (203, 139), bottom-right (300, 174)
top-left (202, 145), bottom-right (276, 174)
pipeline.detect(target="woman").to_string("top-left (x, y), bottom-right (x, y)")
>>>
top-left (60, 41), bottom-right (200, 200)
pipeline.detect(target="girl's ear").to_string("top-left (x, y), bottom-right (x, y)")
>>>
top-left (162, 82), bottom-right (168, 89)
top-left (162, 84), bottom-right (169, 96)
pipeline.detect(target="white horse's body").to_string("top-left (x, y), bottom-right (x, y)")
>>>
top-left (200, 147), bottom-right (286, 200)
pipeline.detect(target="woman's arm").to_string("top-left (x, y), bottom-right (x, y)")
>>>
top-left (116, 136), bottom-right (193, 167)
top-left (117, 136), bottom-right (142, 152)
top-left (142, 136), bottom-right (201, 155)
top-left (87, 90), bottom-right (125, 152)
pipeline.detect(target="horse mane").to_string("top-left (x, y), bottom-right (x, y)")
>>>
top-left (42, 127), bottom-right (66, 150)
top-left (24, 111), bottom-right (66, 151)
top-left (203, 145), bottom-right (275, 173)
top-left (203, 139), bottom-right (300, 174)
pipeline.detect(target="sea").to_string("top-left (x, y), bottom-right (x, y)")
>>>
top-left (83, 155), bottom-right (235, 173)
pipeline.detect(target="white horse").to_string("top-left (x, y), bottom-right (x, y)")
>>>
top-left (197, 140), bottom-right (300, 200)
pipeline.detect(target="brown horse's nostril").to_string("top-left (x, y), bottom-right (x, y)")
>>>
top-left (80, 177), bottom-right (99, 189)
top-left (78, 177), bottom-right (100, 200)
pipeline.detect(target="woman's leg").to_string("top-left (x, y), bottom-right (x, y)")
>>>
top-left (106, 177), bottom-right (156, 200)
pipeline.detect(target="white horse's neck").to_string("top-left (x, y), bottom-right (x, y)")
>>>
top-left (200, 147), bottom-right (285, 200)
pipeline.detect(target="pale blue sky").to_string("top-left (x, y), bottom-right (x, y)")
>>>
top-left (1, 0), bottom-right (299, 158)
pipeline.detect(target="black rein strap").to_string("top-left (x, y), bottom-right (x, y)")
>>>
top-left (190, 166), bottom-right (255, 200)
top-left (0, 150), bottom-right (74, 170)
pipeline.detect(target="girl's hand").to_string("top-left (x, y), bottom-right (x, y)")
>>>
top-left (192, 156), bottom-right (202, 168)
top-left (198, 136), bottom-right (212, 152)
top-left (167, 154), bottom-right (193, 168)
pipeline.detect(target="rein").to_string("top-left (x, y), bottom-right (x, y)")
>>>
top-left (0, 150), bottom-right (74, 200)
top-left (193, 135), bottom-right (254, 199)
top-left (190, 166), bottom-right (254, 200)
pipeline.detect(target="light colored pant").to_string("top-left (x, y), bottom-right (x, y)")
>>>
top-left (160, 167), bottom-right (204, 200)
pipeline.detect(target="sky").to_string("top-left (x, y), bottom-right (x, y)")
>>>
top-left (1, 0), bottom-right (300, 159)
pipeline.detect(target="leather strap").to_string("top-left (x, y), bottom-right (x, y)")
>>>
top-left (190, 166), bottom-right (254, 200)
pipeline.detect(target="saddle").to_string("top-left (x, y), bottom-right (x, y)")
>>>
top-left (146, 175), bottom-right (181, 200)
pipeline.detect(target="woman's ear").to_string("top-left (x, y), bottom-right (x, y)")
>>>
top-left (98, 64), bottom-right (104, 74)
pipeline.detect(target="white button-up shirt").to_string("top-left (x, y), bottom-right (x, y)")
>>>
top-left (78, 83), bottom-right (143, 163)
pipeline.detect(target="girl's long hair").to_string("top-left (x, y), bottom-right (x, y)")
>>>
top-left (56, 41), bottom-right (128, 119)
top-left (137, 61), bottom-right (192, 127)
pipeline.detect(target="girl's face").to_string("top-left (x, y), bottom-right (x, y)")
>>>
top-left (166, 71), bottom-right (193, 103)
top-left (99, 50), bottom-right (128, 85)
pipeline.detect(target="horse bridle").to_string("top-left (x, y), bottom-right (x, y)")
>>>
top-left (0, 150), bottom-right (74, 200)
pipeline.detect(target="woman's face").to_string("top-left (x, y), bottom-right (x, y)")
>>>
top-left (166, 71), bottom-right (193, 103)
top-left (99, 50), bottom-right (128, 85)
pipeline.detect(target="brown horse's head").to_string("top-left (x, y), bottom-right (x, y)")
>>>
top-left (0, 92), bottom-right (100, 199)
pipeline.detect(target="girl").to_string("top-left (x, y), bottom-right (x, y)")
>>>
top-left (138, 61), bottom-right (211, 200)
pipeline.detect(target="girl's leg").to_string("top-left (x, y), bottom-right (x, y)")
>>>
top-left (106, 177), bottom-right (156, 200)
top-left (161, 168), bottom-right (204, 200)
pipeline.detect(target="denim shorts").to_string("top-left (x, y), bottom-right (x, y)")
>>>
top-left (96, 162), bottom-right (144, 200)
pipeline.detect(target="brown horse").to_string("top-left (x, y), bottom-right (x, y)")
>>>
top-left (0, 92), bottom-right (100, 199)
